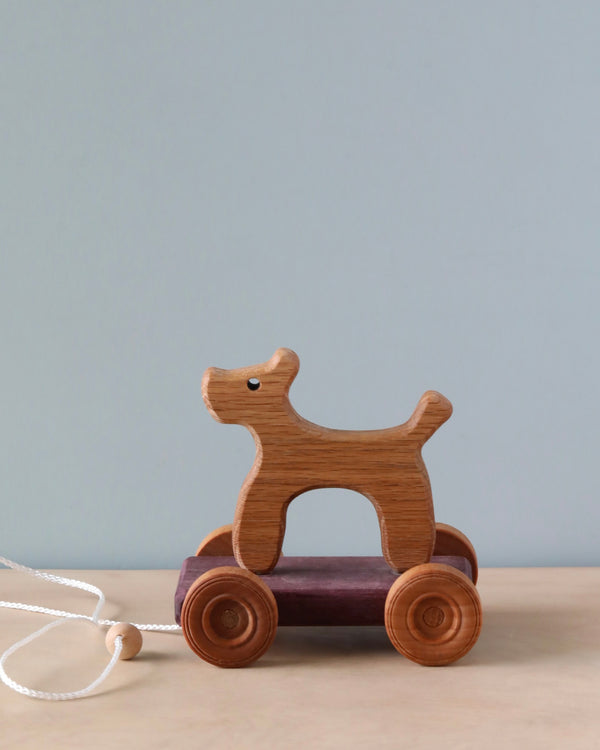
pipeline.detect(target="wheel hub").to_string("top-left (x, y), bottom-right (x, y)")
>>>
top-left (407, 594), bottom-right (461, 644)
top-left (422, 605), bottom-right (445, 628)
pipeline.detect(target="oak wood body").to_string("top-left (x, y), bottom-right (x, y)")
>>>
top-left (202, 348), bottom-right (453, 574)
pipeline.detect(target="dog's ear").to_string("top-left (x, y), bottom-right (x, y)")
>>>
top-left (269, 348), bottom-right (300, 384)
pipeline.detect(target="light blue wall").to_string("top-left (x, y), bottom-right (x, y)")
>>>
top-left (1, 2), bottom-right (598, 568)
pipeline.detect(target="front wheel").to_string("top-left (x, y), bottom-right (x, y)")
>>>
top-left (385, 563), bottom-right (482, 666)
top-left (181, 566), bottom-right (278, 668)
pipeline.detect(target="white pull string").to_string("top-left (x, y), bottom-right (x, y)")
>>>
top-left (0, 555), bottom-right (107, 624)
top-left (0, 555), bottom-right (181, 631)
top-left (0, 618), bottom-right (123, 700)
top-left (0, 555), bottom-right (181, 700)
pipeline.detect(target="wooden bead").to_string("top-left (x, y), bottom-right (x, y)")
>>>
top-left (105, 623), bottom-right (143, 660)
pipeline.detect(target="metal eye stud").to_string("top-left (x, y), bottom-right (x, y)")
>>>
top-left (247, 378), bottom-right (261, 391)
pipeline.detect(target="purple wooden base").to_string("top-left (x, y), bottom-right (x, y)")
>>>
top-left (175, 555), bottom-right (473, 627)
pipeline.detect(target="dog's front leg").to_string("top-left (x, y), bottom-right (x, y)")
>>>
top-left (232, 479), bottom-right (290, 574)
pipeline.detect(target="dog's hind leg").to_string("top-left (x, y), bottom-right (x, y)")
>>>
top-left (367, 486), bottom-right (436, 573)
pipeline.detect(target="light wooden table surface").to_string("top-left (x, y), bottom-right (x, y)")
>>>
top-left (1, 567), bottom-right (598, 749)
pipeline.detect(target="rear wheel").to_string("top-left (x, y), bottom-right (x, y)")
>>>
top-left (434, 522), bottom-right (478, 584)
top-left (181, 566), bottom-right (278, 668)
top-left (385, 563), bottom-right (482, 666)
top-left (195, 524), bottom-right (234, 556)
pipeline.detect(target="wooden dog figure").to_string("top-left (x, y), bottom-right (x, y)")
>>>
top-left (201, 348), bottom-right (453, 575)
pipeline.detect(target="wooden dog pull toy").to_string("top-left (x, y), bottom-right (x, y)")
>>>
top-left (202, 347), bottom-right (453, 575)
top-left (177, 348), bottom-right (481, 668)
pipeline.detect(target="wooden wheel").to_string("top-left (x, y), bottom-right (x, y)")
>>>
top-left (385, 563), bottom-right (482, 666)
top-left (195, 524), bottom-right (234, 556)
top-left (434, 522), bottom-right (478, 584)
top-left (181, 566), bottom-right (278, 668)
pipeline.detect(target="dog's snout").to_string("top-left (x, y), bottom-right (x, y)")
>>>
top-left (202, 366), bottom-right (225, 385)
top-left (201, 366), bottom-right (223, 401)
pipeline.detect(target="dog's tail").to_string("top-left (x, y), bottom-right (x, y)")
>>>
top-left (405, 391), bottom-right (453, 445)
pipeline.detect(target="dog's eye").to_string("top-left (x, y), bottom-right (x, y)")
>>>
top-left (247, 378), bottom-right (261, 391)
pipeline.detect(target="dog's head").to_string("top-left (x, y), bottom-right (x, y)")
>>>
top-left (202, 348), bottom-right (300, 425)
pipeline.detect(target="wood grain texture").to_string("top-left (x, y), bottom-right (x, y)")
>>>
top-left (180, 566), bottom-right (278, 668)
top-left (202, 348), bottom-right (453, 574)
top-left (384, 562), bottom-right (482, 666)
